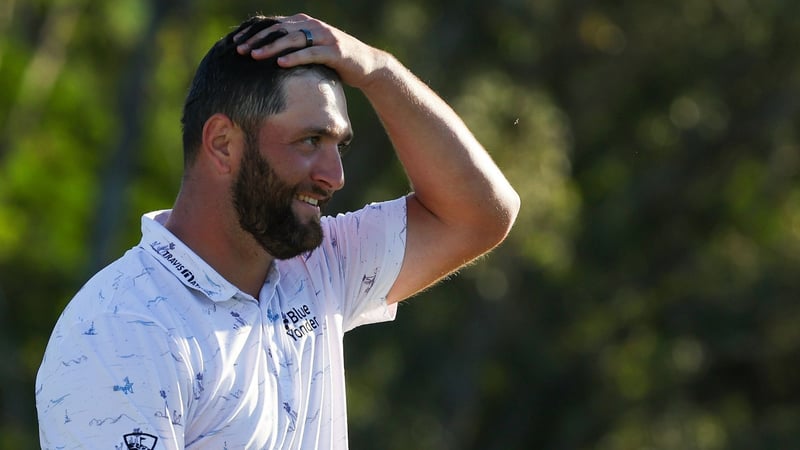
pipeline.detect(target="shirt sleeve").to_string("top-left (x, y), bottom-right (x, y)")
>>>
top-left (319, 197), bottom-right (407, 332)
top-left (36, 311), bottom-right (191, 450)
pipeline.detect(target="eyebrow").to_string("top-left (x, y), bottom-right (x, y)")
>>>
top-left (304, 125), bottom-right (353, 144)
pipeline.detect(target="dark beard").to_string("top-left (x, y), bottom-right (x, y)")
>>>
top-left (233, 138), bottom-right (325, 259)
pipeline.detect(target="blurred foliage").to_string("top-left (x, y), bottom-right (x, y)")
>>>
top-left (2, 0), bottom-right (799, 448)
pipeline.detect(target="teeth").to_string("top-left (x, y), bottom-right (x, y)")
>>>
top-left (297, 195), bottom-right (319, 206)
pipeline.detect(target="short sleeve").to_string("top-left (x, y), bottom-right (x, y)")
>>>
top-left (319, 197), bottom-right (407, 332)
top-left (36, 312), bottom-right (191, 449)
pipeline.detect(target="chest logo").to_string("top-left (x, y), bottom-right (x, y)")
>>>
top-left (283, 304), bottom-right (320, 341)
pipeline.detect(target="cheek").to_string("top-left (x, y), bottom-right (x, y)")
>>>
top-left (268, 152), bottom-right (313, 185)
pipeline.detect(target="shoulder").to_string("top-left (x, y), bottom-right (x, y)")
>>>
top-left (298, 198), bottom-right (407, 272)
top-left (319, 197), bottom-right (407, 249)
top-left (54, 246), bottom-right (198, 334)
top-left (321, 197), bottom-right (407, 227)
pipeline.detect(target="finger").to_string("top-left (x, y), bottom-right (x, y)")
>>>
top-left (250, 30), bottom-right (290, 49)
top-left (274, 47), bottom-right (307, 68)
top-left (275, 45), bottom-right (326, 68)
top-left (235, 22), bottom-right (286, 53)
top-left (232, 18), bottom-right (277, 45)
top-left (250, 29), bottom-right (314, 58)
top-left (232, 25), bottom-right (252, 44)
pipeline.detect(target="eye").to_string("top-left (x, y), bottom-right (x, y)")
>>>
top-left (302, 136), bottom-right (321, 147)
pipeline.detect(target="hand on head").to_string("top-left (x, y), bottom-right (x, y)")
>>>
top-left (233, 13), bottom-right (385, 89)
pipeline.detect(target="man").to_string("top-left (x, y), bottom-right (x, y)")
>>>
top-left (36, 13), bottom-right (519, 449)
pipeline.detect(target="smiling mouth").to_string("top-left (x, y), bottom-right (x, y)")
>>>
top-left (296, 194), bottom-right (319, 206)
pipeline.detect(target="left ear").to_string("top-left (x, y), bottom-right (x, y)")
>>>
top-left (200, 113), bottom-right (245, 175)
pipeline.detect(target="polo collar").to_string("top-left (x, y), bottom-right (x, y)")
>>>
top-left (139, 210), bottom-right (240, 303)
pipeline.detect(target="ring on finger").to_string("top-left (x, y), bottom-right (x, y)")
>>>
top-left (299, 28), bottom-right (313, 47)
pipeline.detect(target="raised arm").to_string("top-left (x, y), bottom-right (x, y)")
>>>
top-left (236, 14), bottom-right (520, 303)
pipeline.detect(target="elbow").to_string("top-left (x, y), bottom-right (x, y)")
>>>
top-left (506, 188), bottom-right (522, 229)
top-left (497, 188), bottom-right (522, 241)
top-left (477, 187), bottom-right (521, 250)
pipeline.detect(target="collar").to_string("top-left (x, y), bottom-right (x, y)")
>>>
top-left (139, 210), bottom-right (241, 303)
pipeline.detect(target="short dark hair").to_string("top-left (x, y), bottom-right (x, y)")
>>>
top-left (181, 15), bottom-right (341, 166)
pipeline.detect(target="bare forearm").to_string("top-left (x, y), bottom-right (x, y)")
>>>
top-left (361, 53), bottom-right (520, 235)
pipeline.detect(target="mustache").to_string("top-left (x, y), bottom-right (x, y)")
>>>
top-left (300, 184), bottom-right (335, 209)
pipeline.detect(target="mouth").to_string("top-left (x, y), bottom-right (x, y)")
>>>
top-left (296, 194), bottom-right (319, 207)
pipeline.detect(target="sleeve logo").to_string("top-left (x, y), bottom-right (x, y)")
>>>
top-left (123, 429), bottom-right (158, 450)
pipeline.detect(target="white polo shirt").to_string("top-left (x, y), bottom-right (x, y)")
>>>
top-left (36, 197), bottom-right (407, 449)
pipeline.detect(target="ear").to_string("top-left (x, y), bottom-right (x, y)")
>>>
top-left (200, 113), bottom-right (244, 175)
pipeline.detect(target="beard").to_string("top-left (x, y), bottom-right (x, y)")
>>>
top-left (233, 137), bottom-right (326, 259)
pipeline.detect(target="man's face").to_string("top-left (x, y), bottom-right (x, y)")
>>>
top-left (232, 72), bottom-right (351, 259)
top-left (233, 135), bottom-right (325, 259)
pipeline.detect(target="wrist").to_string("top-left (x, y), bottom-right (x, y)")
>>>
top-left (357, 50), bottom-right (398, 92)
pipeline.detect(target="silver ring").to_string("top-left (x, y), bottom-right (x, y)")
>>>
top-left (299, 28), bottom-right (313, 47)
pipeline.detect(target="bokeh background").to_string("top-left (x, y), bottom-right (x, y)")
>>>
top-left (2, 0), bottom-right (799, 448)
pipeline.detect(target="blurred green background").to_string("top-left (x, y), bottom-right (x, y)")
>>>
top-left (2, 0), bottom-right (799, 448)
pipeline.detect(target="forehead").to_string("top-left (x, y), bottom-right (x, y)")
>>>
top-left (264, 72), bottom-right (351, 138)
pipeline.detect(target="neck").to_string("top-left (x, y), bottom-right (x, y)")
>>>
top-left (165, 187), bottom-right (273, 299)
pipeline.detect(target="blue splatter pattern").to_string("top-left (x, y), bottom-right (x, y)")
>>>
top-left (36, 198), bottom-right (407, 449)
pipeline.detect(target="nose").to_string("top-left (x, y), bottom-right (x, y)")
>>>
top-left (311, 144), bottom-right (345, 192)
